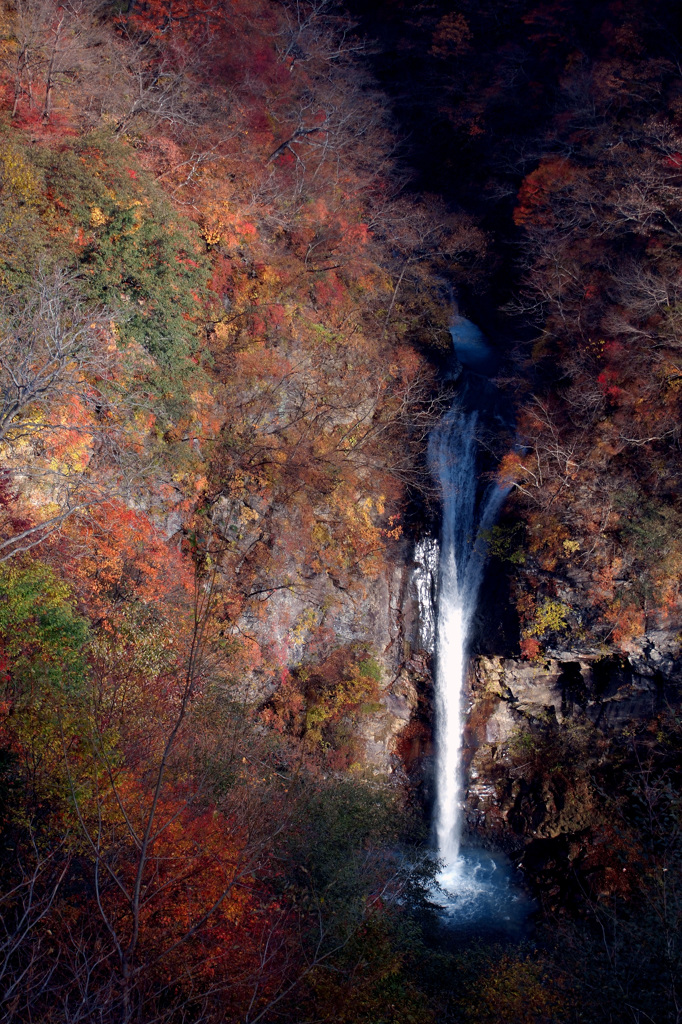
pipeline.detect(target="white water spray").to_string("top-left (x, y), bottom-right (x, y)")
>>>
top-left (429, 406), bottom-right (508, 873)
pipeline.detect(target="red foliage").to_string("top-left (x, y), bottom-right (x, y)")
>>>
top-left (514, 158), bottom-right (576, 227)
top-left (520, 636), bottom-right (543, 660)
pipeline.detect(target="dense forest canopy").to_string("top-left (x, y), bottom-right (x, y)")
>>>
top-left (0, 1), bottom-right (680, 1022)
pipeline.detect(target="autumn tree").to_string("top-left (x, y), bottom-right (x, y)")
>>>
top-left (494, 16), bottom-right (682, 646)
top-left (0, 270), bottom-right (142, 561)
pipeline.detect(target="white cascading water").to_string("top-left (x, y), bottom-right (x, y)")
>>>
top-left (414, 318), bottom-right (529, 928)
top-left (428, 405), bottom-right (508, 886)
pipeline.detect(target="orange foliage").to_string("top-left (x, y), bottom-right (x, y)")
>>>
top-left (61, 502), bottom-right (193, 624)
top-left (603, 601), bottom-right (646, 644)
top-left (96, 776), bottom-right (264, 987)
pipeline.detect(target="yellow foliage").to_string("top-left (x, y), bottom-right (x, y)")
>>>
top-left (291, 607), bottom-right (319, 645)
top-left (202, 228), bottom-right (223, 245)
top-left (526, 598), bottom-right (569, 638)
top-left (238, 504), bottom-right (259, 525)
top-left (312, 521), bottom-right (332, 547)
top-left (90, 206), bottom-right (109, 228)
top-left (0, 143), bottom-right (39, 208)
top-left (213, 321), bottom-right (231, 341)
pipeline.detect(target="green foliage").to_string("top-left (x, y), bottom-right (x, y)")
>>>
top-left (0, 131), bottom-right (212, 416)
top-left (358, 656), bottom-right (383, 682)
top-left (509, 729), bottom-right (539, 758)
top-left (0, 560), bottom-right (89, 694)
top-left (484, 522), bottom-right (527, 565)
top-left (290, 778), bottom-right (399, 893)
top-left (38, 134), bottom-right (211, 379)
top-left (614, 486), bottom-right (682, 586)
top-left (298, 650), bottom-right (383, 754)
top-left (276, 776), bottom-right (438, 1023)
top-left (0, 561), bottom-right (90, 823)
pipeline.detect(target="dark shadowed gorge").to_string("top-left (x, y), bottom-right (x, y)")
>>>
top-left (0, 1), bottom-right (681, 1022)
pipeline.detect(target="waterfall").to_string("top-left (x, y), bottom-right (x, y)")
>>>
top-left (413, 318), bottom-right (528, 928)
top-left (429, 405), bottom-right (508, 870)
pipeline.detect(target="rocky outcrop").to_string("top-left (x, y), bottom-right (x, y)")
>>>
top-left (461, 634), bottom-right (682, 866)
top-left (357, 665), bottom-right (422, 771)
top-left (471, 630), bottom-right (682, 743)
top-left (212, 493), bottom-right (412, 663)
top-left (212, 491), bottom-right (431, 769)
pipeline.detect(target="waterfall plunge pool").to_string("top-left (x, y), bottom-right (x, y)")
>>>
top-left (429, 847), bottom-right (534, 939)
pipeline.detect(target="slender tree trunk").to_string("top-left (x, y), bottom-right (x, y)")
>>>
top-left (27, 59), bottom-right (34, 108)
top-left (12, 48), bottom-right (29, 117)
top-left (381, 259), bottom-right (410, 340)
top-left (42, 13), bottom-right (64, 124)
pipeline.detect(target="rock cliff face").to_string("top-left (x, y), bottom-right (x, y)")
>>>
top-left (473, 630), bottom-right (682, 741)
top-left (357, 657), bottom-right (428, 772)
top-left (454, 634), bottom-right (682, 899)
top-left (212, 495), bottom-right (414, 662)
top-left (212, 490), bottom-right (431, 767)
top-left (216, 470), bottom-right (682, 818)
